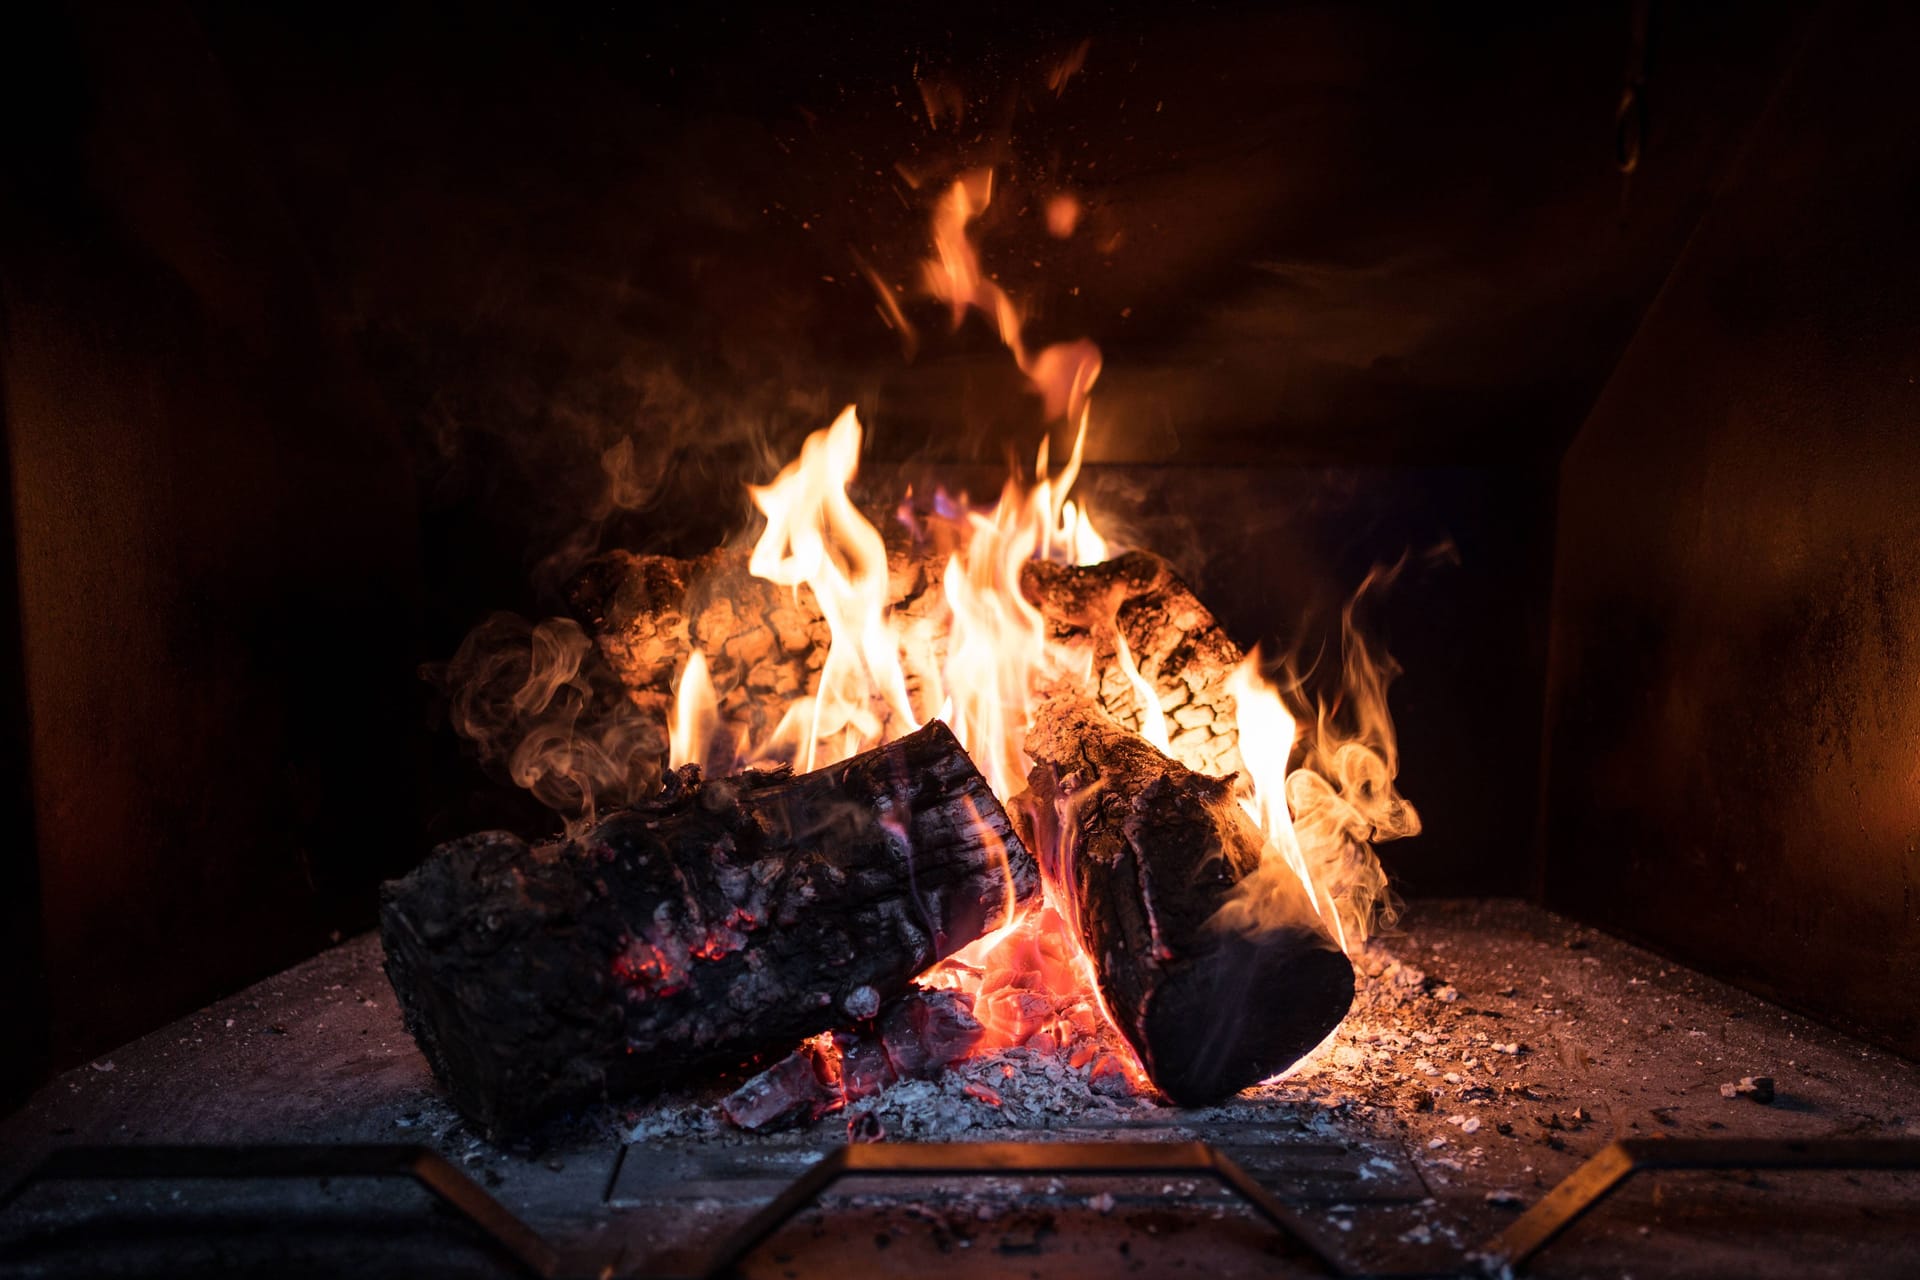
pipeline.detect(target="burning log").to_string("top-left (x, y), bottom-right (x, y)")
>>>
top-left (567, 543), bottom-right (1242, 776)
top-left (1020, 551), bottom-right (1245, 778)
top-left (380, 720), bottom-right (1037, 1140)
top-left (1012, 697), bottom-right (1354, 1106)
top-left (566, 540), bottom-right (946, 765)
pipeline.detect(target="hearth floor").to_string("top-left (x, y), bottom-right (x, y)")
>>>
top-left (4, 899), bottom-right (1917, 1278)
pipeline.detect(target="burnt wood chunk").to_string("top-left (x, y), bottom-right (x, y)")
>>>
top-left (380, 720), bottom-right (1037, 1140)
top-left (1012, 697), bottom-right (1353, 1105)
top-left (719, 988), bottom-right (984, 1132)
top-left (1020, 551), bottom-right (1245, 778)
top-left (719, 1043), bottom-right (844, 1132)
top-left (567, 542), bottom-right (1242, 779)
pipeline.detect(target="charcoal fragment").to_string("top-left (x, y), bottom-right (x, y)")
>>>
top-left (720, 1045), bottom-right (842, 1132)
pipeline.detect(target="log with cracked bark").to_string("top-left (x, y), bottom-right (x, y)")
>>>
top-left (1020, 551), bottom-right (1245, 777)
top-left (565, 538), bottom-right (948, 770)
top-left (566, 542), bottom-right (1243, 779)
top-left (380, 720), bottom-right (1038, 1140)
top-left (1011, 696), bottom-right (1353, 1106)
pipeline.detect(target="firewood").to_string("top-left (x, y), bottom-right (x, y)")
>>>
top-left (1020, 551), bottom-right (1245, 777)
top-left (380, 720), bottom-right (1037, 1140)
top-left (566, 540), bottom-right (945, 766)
top-left (1011, 696), bottom-right (1353, 1106)
top-left (567, 543), bottom-right (1242, 777)
top-left (717, 1042), bottom-right (843, 1132)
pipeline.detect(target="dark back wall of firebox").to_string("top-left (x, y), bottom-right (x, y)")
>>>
top-left (1543, 1), bottom-right (1920, 1059)
top-left (1, 0), bottom-right (1816, 1108)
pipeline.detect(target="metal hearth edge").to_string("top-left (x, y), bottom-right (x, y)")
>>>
top-left (4, 1137), bottom-right (1919, 1278)
top-left (0, 1143), bottom-right (560, 1276)
top-left (1484, 1136), bottom-right (1920, 1270)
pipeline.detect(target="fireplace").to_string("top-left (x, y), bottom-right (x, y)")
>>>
top-left (5, 2), bottom-right (1920, 1276)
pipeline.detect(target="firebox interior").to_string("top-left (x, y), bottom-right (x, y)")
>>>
top-left (3, 1), bottom-right (1919, 1276)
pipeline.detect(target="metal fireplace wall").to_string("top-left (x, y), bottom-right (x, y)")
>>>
top-left (1541, 0), bottom-right (1920, 1059)
top-left (8, 0), bottom-right (1913, 1118)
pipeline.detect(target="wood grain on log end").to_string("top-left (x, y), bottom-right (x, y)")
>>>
top-left (1021, 551), bottom-right (1246, 778)
top-left (1141, 925), bottom-right (1354, 1105)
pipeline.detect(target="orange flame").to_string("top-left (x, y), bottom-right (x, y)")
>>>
top-left (668, 649), bottom-right (722, 773)
top-left (645, 163), bottom-right (1413, 1097)
top-left (1045, 193), bottom-right (1082, 239)
top-left (744, 405), bottom-right (919, 772)
top-left (1215, 595), bottom-right (1418, 952)
top-left (1114, 630), bottom-right (1171, 755)
top-left (923, 170), bottom-right (1103, 425)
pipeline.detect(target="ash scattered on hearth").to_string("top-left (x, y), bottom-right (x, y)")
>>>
top-left (616, 935), bottom-right (1478, 1145)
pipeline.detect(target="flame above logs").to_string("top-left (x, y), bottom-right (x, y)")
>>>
top-left (414, 157), bottom-right (1419, 1126)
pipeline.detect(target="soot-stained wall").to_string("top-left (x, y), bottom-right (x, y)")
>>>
top-left (1543, 3), bottom-right (1920, 1056)
top-left (0, 5), bottom-right (424, 1076)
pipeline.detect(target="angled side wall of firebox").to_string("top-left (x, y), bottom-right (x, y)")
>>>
top-left (1543, 2), bottom-right (1920, 1056)
top-left (0, 3), bottom-right (426, 1098)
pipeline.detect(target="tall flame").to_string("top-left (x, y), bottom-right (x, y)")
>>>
top-left (642, 157), bottom-right (1416, 1093)
top-left (668, 649), bottom-right (722, 772)
top-left (1115, 630), bottom-right (1172, 755)
top-left (744, 405), bottom-right (919, 772)
top-left (1215, 580), bottom-right (1419, 952)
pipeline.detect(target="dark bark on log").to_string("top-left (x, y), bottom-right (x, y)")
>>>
top-left (1012, 697), bottom-right (1353, 1106)
top-left (380, 720), bottom-right (1037, 1141)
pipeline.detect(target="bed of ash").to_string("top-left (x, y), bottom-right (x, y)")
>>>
top-left (8, 901), bottom-right (1920, 1279)
top-left (629, 939), bottom-right (1454, 1146)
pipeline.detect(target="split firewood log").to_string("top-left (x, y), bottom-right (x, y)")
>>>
top-left (565, 539), bottom-right (947, 764)
top-left (567, 543), bottom-right (1242, 778)
top-left (1011, 696), bottom-right (1353, 1106)
top-left (1020, 551), bottom-right (1245, 777)
top-left (380, 720), bottom-right (1037, 1140)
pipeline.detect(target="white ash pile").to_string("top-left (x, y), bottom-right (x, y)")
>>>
top-left (615, 932), bottom-right (1480, 1145)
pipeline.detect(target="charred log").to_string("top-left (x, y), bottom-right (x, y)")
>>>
top-left (1012, 697), bottom-right (1353, 1106)
top-left (380, 720), bottom-right (1037, 1140)
top-left (567, 543), bottom-right (1241, 777)
top-left (1020, 551), bottom-right (1245, 777)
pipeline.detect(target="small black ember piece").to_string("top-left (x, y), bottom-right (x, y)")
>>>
top-left (379, 721), bottom-right (1036, 1140)
top-left (720, 989), bottom-right (985, 1132)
